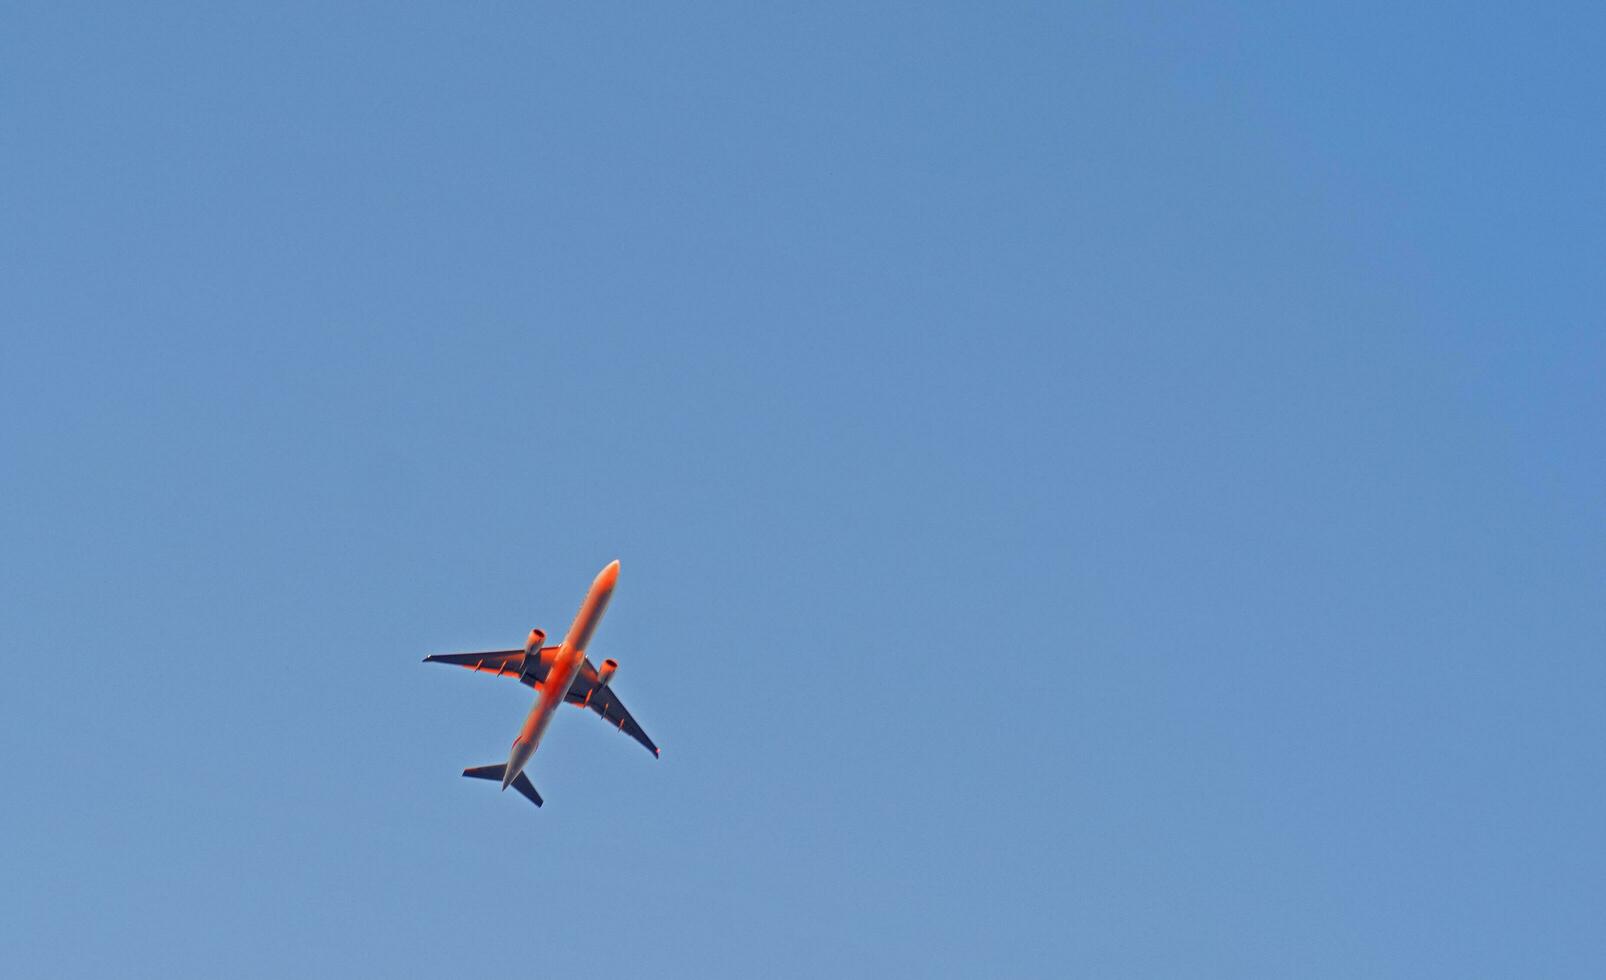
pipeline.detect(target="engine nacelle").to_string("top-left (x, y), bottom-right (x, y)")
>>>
top-left (524, 628), bottom-right (546, 654)
top-left (597, 658), bottom-right (618, 687)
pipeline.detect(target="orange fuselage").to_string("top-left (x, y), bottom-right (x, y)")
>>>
top-left (501, 560), bottom-right (619, 788)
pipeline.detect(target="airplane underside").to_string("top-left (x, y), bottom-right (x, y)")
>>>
top-left (424, 560), bottom-right (657, 811)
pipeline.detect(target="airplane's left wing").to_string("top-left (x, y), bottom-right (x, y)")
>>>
top-left (568, 662), bottom-right (660, 758)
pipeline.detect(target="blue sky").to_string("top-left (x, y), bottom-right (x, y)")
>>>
top-left (3, 3), bottom-right (1603, 976)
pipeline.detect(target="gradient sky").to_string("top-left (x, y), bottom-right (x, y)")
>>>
top-left (3, 3), bottom-right (1603, 977)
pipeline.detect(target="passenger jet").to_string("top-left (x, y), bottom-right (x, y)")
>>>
top-left (424, 559), bottom-right (658, 808)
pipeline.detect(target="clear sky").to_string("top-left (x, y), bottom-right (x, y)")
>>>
top-left (3, 3), bottom-right (1603, 977)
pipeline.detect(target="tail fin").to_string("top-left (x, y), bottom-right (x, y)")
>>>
top-left (462, 765), bottom-right (544, 807)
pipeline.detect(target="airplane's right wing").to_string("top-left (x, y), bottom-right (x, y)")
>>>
top-left (423, 647), bottom-right (561, 687)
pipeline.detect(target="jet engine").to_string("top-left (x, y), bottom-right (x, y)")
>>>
top-left (524, 628), bottom-right (546, 654)
top-left (597, 658), bottom-right (618, 687)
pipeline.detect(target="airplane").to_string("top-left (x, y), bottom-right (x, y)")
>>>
top-left (423, 559), bottom-right (658, 808)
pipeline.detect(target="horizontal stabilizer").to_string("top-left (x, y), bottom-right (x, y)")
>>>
top-left (461, 764), bottom-right (543, 807)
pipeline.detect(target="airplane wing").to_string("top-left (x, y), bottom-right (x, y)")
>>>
top-left (567, 660), bottom-right (660, 758)
top-left (426, 650), bottom-right (659, 757)
top-left (422, 647), bottom-right (561, 687)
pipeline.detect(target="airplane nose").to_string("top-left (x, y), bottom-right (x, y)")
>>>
top-left (596, 559), bottom-right (621, 590)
